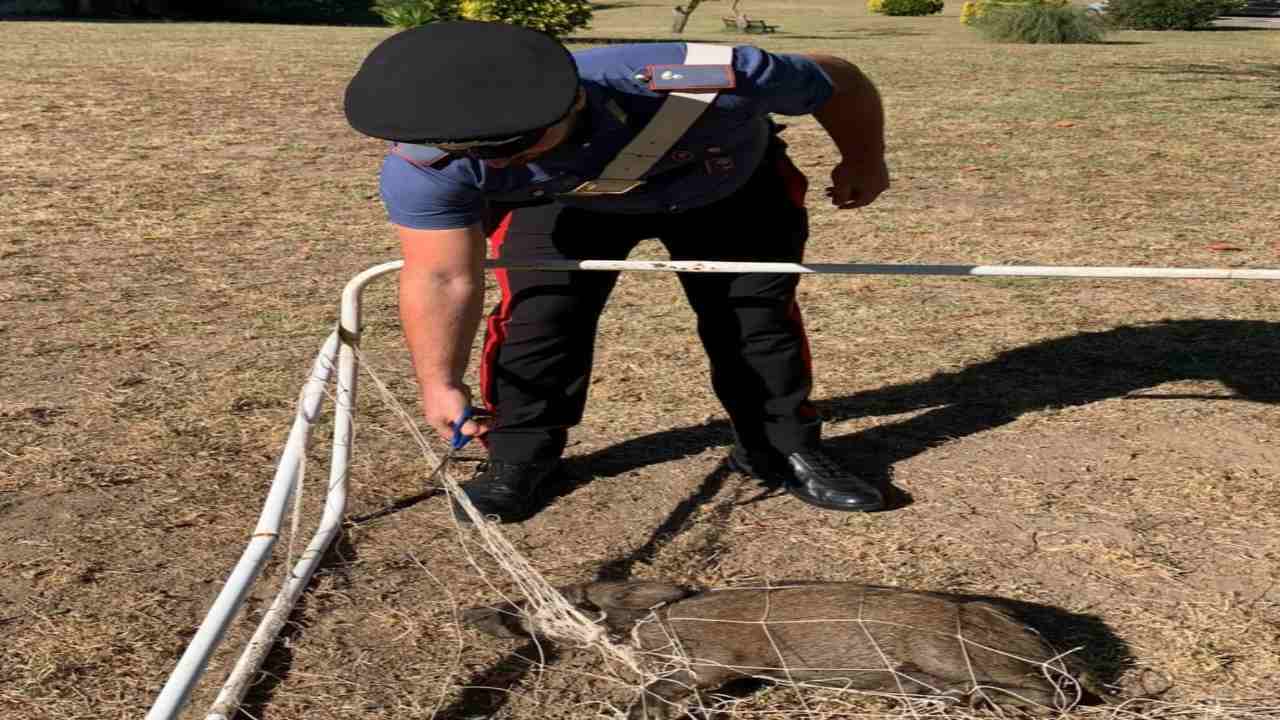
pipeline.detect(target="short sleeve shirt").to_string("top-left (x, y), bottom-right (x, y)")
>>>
top-left (379, 44), bottom-right (834, 230)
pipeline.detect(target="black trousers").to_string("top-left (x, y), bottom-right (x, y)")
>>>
top-left (480, 141), bottom-right (821, 462)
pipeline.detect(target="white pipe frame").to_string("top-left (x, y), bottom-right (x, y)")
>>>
top-left (145, 257), bottom-right (1279, 720)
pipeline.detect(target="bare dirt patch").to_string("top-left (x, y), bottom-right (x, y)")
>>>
top-left (2, 7), bottom-right (1278, 720)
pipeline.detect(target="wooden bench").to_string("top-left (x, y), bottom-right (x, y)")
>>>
top-left (721, 16), bottom-right (780, 32)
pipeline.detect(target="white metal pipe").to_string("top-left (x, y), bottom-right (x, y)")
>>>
top-left (146, 331), bottom-right (342, 720)
top-left (483, 259), bottom-right (1280, 280)
top-left (203, 261), bottom-right (405, 720)
top-left (363, 258), bottom-right (1280, 281)
top-left (204, 439), bottom-right (350, 719)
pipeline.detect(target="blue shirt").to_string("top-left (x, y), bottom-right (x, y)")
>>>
top-left (380, 43), bottom-right (834, 230)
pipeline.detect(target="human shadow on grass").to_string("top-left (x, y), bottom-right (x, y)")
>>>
top-left (565, 318), bottom-right (1279, 498)
top-left (595, 462), bottom-right (738, 581)
top-left (345, 488), bottom-right (443, 526)
top-left (235, 529), bottom-right (360, 720)
top-left (432, 642), bottom-right (564, 720)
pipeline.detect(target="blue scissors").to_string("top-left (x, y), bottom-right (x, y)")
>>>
top-left (449, 406), bottom-right (487, 450)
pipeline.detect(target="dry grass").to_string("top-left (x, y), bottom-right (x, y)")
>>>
top-left (1, 4), bottom-right (1278, 720)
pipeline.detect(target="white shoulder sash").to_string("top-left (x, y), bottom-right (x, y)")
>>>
top-left (568, 43), bottom-right (733, 196)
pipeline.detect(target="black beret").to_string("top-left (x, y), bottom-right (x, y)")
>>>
top-left (344, 21), bottom-right (580, 144)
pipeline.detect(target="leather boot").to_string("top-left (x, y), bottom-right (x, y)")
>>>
top-left (730, 445), bottom-right (884, 512)
top-left (452, 459), bottom-right (560, 524)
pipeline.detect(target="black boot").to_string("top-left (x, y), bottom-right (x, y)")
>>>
top-left (452, 459), bottom-right (560, 524)
top-left (730, 445), bottom-right (884, 512)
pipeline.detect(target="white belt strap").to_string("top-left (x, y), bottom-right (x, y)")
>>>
top-left (570, 43), bottom-right (733, 195)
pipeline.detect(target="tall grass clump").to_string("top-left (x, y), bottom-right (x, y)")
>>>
top-left (971, 0), bottom-right (1106, 42)
top-left (1102, 0), bottom-right (1246, 29)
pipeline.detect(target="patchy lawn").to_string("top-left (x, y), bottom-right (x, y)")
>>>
top-left (1, 5), bottom-right (1278, 719)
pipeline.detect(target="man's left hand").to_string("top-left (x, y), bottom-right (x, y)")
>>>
top-left (825, 157), bottom-right (890, 210)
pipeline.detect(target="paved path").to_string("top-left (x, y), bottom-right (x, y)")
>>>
top-left (1213, 16), bottom-right (1280, 29)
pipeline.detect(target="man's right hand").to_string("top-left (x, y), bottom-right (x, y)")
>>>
top-left (422, 384), bottom-right (491, 446)
top-left (395, 221), bottom-right (489, 447)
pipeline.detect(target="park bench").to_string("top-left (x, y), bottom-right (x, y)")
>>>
top-left (721, 16), bottom-right (780, 32)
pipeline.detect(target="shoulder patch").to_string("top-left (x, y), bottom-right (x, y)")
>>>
top-left (646, 64), bottom-right (736, 93)
top-left (390, 142), bottom-right (452, 170)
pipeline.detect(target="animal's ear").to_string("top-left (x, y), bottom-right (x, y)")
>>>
top-left (588, 581), bottom-right (698, 610)
top-left (461, 603), bottom-right (529, 639)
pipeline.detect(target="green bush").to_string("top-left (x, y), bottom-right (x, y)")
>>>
top-left (372, 0), bottom-right (460, 27)
top-left (373, 0), bottom-right (592, 35)
top-left (971, 0), bottom-right (1106, 41)
top-left (1101, 0), bottom-right (1245, 30)
top-left (879, 0), bottom-right (945, 14)
top-left (459, 0), bottom-right (592, 35)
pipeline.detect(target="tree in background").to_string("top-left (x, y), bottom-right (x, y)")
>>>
top-left (374, 0), bottom-right (592, 34)
top-left (671, 0), bottom-right (745, 33)
top-left (670, 0), bottom-right (703, 32)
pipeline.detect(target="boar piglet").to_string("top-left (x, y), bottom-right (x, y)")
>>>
top-left (463, 580), bottom-right (1114, 720)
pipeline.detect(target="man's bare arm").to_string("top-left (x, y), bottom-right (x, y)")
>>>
top-left (396, 222), bottom-right (490, 442)
top-left (802, 54), bottom-right (889, 209)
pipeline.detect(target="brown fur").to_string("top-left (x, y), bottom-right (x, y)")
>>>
top-left (463, 580), bottom-right (1113, 720)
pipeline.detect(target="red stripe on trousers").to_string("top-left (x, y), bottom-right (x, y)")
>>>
top-left (789, 289), bottom-right (818, 422)
top-left (779, 149), bottom-right (817, 419)
top-left (479, 211), bottom-right (516, 415)
top-left (788, 300), bottom-right (814, 377)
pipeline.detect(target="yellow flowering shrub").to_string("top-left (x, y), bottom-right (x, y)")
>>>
top-left (961, 0), bottom-right (1068, 23)
top-left (459, 0), bottom-right (492, 18)
top-left (867, 0), bottom-right (885, 12)
top-left (376, 0), bottom-right (591, 35)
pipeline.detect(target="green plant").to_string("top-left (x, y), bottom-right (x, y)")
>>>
top-left (1101, 0), bottom-right (1245, 30)
top-left (971, 0), bottom-right (1106, 41)
top-left (473, 0), bottom-right (593, 35)
top-left (879, 0), bottom-right (944, 16)
top-left (961, 0), bottom-right (1066, 24)
top-left (373, 0), bottom-right (591, 34)
top-left (372, 0), bottom-right (461, 28)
